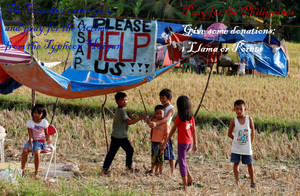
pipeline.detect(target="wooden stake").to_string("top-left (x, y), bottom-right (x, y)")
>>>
top-left (194, 37), bottom-right (221, 117)
top-left (101, 95), bottom-right (109, 152)
top-left (138, 89), bottom-right (147, 115)
top-left (30, 0), bottom-right (35, 108)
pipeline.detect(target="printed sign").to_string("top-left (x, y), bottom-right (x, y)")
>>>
top-left (71, 17), bottom-right (157, 76)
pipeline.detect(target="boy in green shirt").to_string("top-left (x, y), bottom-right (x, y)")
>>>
top-left (103, 92), bottom-right (146, 174)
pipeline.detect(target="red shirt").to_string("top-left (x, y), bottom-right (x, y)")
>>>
top-left (174, 116), bottom-right (195, 144)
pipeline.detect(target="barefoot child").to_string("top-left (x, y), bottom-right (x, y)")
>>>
top-left (162, 95), bottom-right (197, 191)
top-left (228, 99), bottom-right (256, 188)
top-left (148, 88), bottom-right (175, 174)
top-left (21, 104), bottom-right (51, 177)
top-left (150, 105), bottom-right (168, 175)
top-left (102, 92), bottom-right (146, 174)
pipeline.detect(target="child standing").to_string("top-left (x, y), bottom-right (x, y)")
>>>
top-left (228, 99), bottom-right (255, 188)
top-left (237, 57), bottom-right (248, 75)
top-left (102, 92), bottom-right (146, 174)
top-left (148, 89), bottom-right (175, 174)
top-left (150, 105), bottom-right (168, 175)
top-left (162, 95), bottom-right (197, 191)
top-left (21, 104), bottom-right (51, 177)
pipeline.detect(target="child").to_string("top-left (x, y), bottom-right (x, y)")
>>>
top-left (227, 99), bottom-right (255, 188)
top-left (148, 88), bottom-right (175, 174)
top-left (237, 57), bottom-right (248, 75)
top-left (162, 95), bottom-right (197, 191)
top-left (102, 92), bottom-right (146, 174)
top-left (21, 104), bottom-right (51, 177)
top-left (150, 105), bottom-right (168, 175)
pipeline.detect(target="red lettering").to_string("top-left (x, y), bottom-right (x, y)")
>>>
top-left (104, 31), bottom-right (119, 62)
top-left (182, 3), bottom-right (194, 16)
top-left (87, 30), bottom-right (104, 60)
top-left (119, 32), bottom-right (133, 62)
top-left (133, 33), bottom-right (150, 62)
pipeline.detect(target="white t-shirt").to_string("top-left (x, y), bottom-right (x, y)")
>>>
top-left (164, 104), bottom-right (174, 126)
top-left (26, 119), bottom-right (49, 140)
top-left (231, 115), bottom-right (252, 155)
top-left (238, 62), bottom-right (246, 74)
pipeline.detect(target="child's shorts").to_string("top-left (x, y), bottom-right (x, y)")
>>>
top-left (164, 140), bottom-right (175, 160)
top-left (231, 153), bottom-right (253, 165)
top-left (151, 142), bottom-right (164, 165)
top-left (24, 141), bottom-right (46, 152)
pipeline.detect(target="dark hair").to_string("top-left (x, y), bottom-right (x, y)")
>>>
top-left (159, 88), bottom-right (172, 99)
top-left (31, 104), bottom-right (47, 119)
top-left (234, 99), bottom-right (245, 106)
top-left (154, 105), bottom-right (164, 111)
top-left (115, 92), bottom-right (127, 101)
top-left (177, 95), bottom-right (193, 122)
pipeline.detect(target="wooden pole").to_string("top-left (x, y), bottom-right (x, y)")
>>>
top-left (30, 0), bottom-right (35, 108)
top-left (101, 95), bottom-right (109, 152)
top-left (194, 37), bottom-right (221, 117)
top-left (268, 13), bottom-right (272, 44)
top-left (138, 89), bottom-right (148, 115)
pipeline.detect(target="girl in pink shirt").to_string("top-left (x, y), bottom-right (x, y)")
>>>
top-left (21, 104), bottom-right (50, 177)
top-left (162, 95), bottom-right (197, 191)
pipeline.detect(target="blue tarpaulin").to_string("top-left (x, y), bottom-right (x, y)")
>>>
top-left (237, 42), bottom-right (288, 77)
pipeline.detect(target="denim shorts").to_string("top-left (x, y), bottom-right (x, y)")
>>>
top-left (164, 140), bottom-right (175, 160)
top-left (151, 142), bottom-right (164, 165)
top-left (24, 141), bottom-right (46, 152)
top-left (231, 153), bottom-right (253, 165)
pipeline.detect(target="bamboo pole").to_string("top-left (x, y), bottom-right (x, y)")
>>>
top-left (30, 0), bottom-right (35, 108)
top-left (101, 95), bottom-right (109, 152)
top-left (194, 36), bottom-right (221, 117)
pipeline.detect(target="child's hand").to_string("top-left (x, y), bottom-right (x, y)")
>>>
top-left (130, 113), bottom-right (138, 119)
top-left (193, 144), bottom-right (197, 152)
top-left (148, 121), bottom-right (157, 128)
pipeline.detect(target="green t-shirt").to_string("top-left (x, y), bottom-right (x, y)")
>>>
top-left (111, 107), bottom-right (130, 138)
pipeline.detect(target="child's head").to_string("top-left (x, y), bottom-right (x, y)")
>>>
top-left (176, 95), bottom-right (192, 122)
top-left (115, 92), bottom-right (127, 108)
top-left (159, 88), bottom-right (172, 106)
top-left (31, 104), bottom-right (47, 121)
top-left (234, 99), bottom-right (246, 117)
top-left (154, 105), bottom-right (165, 120)
top-left (241, 58), bottom-right (245, 63)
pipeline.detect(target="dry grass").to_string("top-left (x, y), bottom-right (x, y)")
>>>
top-left (0, 109), bottom-right (299, 195)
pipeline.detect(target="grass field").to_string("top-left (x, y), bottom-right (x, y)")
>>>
top-left (0, 30), bottom-right (299, 195)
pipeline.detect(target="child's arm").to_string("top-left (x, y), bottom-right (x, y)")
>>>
top-left (27, 128), bottom-right (33, 150)
top-left (191, 120), bottom-right (197, 152)
top-left (227, 119), bottom-right (235, 139)
top-left (162, 124), bottom-right (168, 143)
top-left (44, 127), bottom-right (51, 144)
top-left (149, 108), bottom-right (174, 128)
top-left (126, 114), bottom-right (146, 125)
top-left (249, 117), bottom-right (255, 143)
top-left (162, 125), bottom-right (176, 149)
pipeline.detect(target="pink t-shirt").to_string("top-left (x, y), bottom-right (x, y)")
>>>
top-left (26, 119), bottom-right (49, 140)
top-left (174, 116), bottom-right (195, 144)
